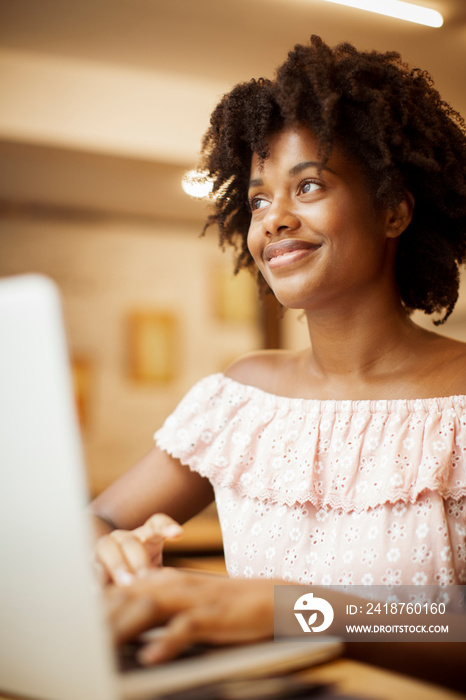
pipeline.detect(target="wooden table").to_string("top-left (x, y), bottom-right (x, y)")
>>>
top-left (302, 658), bottom-right (465, 699)
top-left (1, 657), bottom-right (463, 700)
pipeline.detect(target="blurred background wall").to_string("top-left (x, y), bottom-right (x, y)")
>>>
top-left (1, 0), bottom-right (465, 495)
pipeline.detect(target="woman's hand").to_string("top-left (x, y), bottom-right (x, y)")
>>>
top-left (95, 514), bottom-right (183, 585)
top-left (105, 568), bottom-right (275, 664)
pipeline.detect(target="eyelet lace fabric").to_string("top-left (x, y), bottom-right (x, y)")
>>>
top-left (155, 374), bottom-right (466, 585)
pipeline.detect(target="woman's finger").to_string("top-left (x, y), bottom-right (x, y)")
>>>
top-left (91, 556), bottom-right (111, 586)
top-left (137, 606), bottom-right (213, 665)
top-left (96, 534), bottom-right (134, 585)
top-left (107, 570), bottom-right (276, 665)
top-left (105, 586), bottom-right (129, 621)
top-left (96, 514), bottom-right (182, 585)
top-left (133, 513), bottom-right (183, 543)
top-left (110, 531), bottom-right (152, 578)
top-left (110, 594), bottom-right (159, 645)
top-left (97, 531), bottom-right (151, 584)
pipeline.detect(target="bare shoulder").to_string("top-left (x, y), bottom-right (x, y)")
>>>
top-left (423, 332), bottom-right (466, 395)
top-left (445, 338), bottom-right (466, 392)
top-left (224, 349), bottom-right (304, 395)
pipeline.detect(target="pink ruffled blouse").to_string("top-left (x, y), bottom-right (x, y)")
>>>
top-left (154, 374), bottom-right (466, 586)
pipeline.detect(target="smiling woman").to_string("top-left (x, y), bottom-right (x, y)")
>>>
top-left (245, 125), bottom-right (411, 312)
top-left (89, 36), bottom-right (466, 679)
top-left (201, 36), bottom-right (466, 326)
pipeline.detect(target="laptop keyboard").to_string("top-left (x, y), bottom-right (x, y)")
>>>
top-left (118, 639), bottom-right (209, 673)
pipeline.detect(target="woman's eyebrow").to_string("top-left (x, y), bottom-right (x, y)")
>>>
top-left (289, 160), bottom-right (333, 177)
top-left (249, 160), bottom-right (333, 189)
top-left (249, 177), bottom-right (263, 189)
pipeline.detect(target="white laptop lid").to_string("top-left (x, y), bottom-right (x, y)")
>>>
top-left (0, 274), bottom-right (117, 700)
top-left (0, 274), bottom-right (342, 700)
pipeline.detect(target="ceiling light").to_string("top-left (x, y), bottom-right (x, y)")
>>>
top-left (321, 0), bottom-right (443, 27)
top-left (181, 170), bottom-right (214, 199)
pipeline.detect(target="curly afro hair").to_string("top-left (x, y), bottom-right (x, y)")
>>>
top-left (199, 35), bottom-right (466, 324)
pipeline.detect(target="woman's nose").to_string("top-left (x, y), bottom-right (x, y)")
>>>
top-left (262, 197), bottom-right (300, 236)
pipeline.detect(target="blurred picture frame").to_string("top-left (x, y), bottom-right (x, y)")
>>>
top-left (213, 263), bottom-right (258, 323)
top-left (128, 310), bottom-right (177, 383)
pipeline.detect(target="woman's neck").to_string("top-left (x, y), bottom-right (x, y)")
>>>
top-left (306, 301), bottom-right (416, 377)
top-left (300, 295), bottom-right (443, 399)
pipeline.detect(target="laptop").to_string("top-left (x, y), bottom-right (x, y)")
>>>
top-left (0, 273), bottom-right (342, 700)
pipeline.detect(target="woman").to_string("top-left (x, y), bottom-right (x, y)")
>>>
top-left (91, 36), bottom-right (466, 671)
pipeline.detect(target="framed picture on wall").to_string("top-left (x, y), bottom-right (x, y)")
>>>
top-left (127, 310), bottom-right (177, 383)
top-left (212, 263), bottom-right (258, 323)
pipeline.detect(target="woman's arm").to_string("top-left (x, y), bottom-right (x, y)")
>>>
top-left (89, 445), bottom-right (214, 530)
top-left (88, 445), bottom-right (215, 583)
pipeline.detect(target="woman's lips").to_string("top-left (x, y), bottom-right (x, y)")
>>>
top-left (264, 239), bottom-right (321, 268)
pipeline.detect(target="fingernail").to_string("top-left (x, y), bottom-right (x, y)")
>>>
top-left (114, 569), bottom-right (134, 586)
top-left (165, 524), bottom-right (182, 537)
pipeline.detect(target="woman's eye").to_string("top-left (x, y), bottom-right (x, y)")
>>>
top-left (300, 180), bottom-right (321, 195)
top-left (250, 196), bottom-right (268, 211)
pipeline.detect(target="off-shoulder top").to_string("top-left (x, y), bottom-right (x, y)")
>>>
top-left (154, 373), bottom-right (466, 586)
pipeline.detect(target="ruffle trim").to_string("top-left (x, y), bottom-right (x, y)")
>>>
top-left (154, 373), bottom-right (466, 513)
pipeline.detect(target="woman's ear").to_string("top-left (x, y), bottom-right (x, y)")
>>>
top-left (385, 191), bottom-right (415, 239)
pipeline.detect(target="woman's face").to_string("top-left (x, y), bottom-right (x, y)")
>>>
top-left (247, 125), bottom-right (403, 313)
